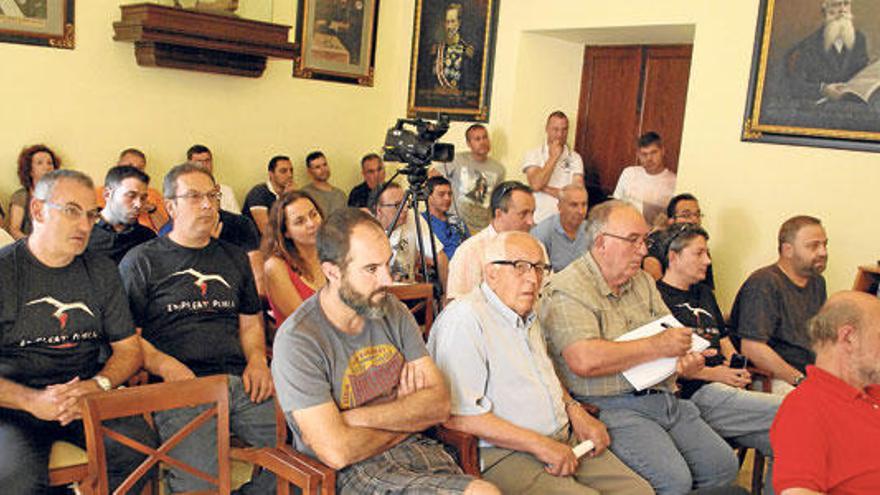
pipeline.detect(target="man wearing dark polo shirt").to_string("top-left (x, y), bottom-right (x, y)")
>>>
top-left (87, 165), bottom-right (156, 264)
top-left (730, 215), bottom-right (828, 395)
top-left (242, 155), bottom-right (293, 236)
top-left (771, 291), bottom-right (880, 494)
top-left (347, 153), bottom-right (385, 209)
top-left (120, 163), bottom-right (276, 493)
top-left (0, 170), bottom-right (155, 494)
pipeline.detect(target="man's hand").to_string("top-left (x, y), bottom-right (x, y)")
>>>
top-left (242, 360), bottom-right (274, 403)
top-left (676, 351), bottom-right (707, 378)
top-left (159, 359), bottom-right (196, 383)
top-left (548, 140), bottom-right (564, 164)
top-left (821, 82), bottom-right (847, 101)
top-left (568, 404), bottom-right (610, 456)
top-left (653, 327), bottom-right (692, 357)
top-left (45, 377), bottom-right (102, 426)
top-left (25, 381), bottom-right (80, 422)
top-left (535, 437), bottom-right (579, 477)
top-left (397, 361), bottom-right (427, 399)
top-left (710, 365), bottom-right (751, 388)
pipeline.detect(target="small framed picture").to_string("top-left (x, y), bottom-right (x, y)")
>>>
top-left (0, 0), bottom-right (74, 49)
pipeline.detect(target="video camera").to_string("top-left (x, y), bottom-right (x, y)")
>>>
top-left (383, 116), bottom-right (455, 168)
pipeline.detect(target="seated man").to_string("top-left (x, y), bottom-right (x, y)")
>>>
top-left (530, 183), bottom-right (588, 272)
top-left (423, 175), bottom-right (469, 260)
top-left (540, 200), bottom-right (739, 495)
top-left (95, 148), bottom-right (169, 232)
top-left (271, 208), bottom-right (498, 495)
top-left (643, 193), bottom-right (715, 288)
top-left (0, 170), bottom-right (155, 493)
top-left (301, 151), bottom-right (347, 218)
top-left (655, 223), bottom-right (781, 493)
top-left (242, 155), bottom-right (294, 236)
top-left (730, 215), bottom-right (828, 395)
top-left (187, 144), bottom-right (240, 213)
top-left (119, 163), bottom-right (276, 493)
top-left (446, 181), bottom-right (535, 300)
top-left (430, 231), bottom-right (652, 494)
top-left (373, 182), bottom-right (448, 285)
top-left (771, 291), bottom-right (880, 494)
top-left (87, 165), bottom-right (156, 264)
top-left (347, 153), bottom-right (385, 209)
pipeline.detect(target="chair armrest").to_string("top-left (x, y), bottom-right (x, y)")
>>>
top-left (429, 426), bottom-right (480, 477)
top-left (748, 366), bottom-right (774, 393)
top-left (245, 445), bottom-right (336, 495)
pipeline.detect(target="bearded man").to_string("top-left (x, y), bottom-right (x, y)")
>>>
top-left (784, 0), bottom-right (869, 102)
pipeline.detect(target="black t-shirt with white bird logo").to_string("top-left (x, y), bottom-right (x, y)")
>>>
top-left (119, 236), bottom-right (261, 377)
top-left (0, 240), bottom-right (135, 388)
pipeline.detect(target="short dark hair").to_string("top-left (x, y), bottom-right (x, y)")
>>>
top-left (546, 111), bottom-right (568, 125)
top-left (638, 131), bottom-right (662, 148)
top-left (489, 181), bottom-right (531, 217)
top-left (465, 124), bottom-right (486, 142)
top-left (305, 151), bottom-right (325, 168)
top-left (317, 208), bottom-right (384, 270)
top-left (186, 144), bottom-right (211, 160)
top-left (666, 193), bottom-right (698, 219)
top-left (425, 176), bottom-right (451, 196)
top-left (163, 162), bottom-right (215, 199)
top-left (118, 148), bottom-right (146, 163)
top-left (268, 155), bottom-right (290, 172)
top-left (17, 144), bottom-right (61, 191)
top-left (105, 165), bottom-right (150, 189)
top-left (778, 215), bottom-right (822, 253)
top-left (361, 153), bottom-right (381, 168)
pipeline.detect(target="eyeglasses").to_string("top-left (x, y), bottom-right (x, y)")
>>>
top-left (172, 191), bottom-right (222, 204)
top-left (43, 201), bottom-right (102, 223)
top-left (379, 201), bottom-right (404, 210)
top-left (491, 259), bottom-right (552, 277)
top-left (601, 231), bottom-right (649, 248)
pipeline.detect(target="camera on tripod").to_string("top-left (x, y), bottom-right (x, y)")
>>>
top-left (383, 116), bottom-right (455, 169)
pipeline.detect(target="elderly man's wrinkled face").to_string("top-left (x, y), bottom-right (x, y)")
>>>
top-left (33, 179), bottom-right (100, 259)
top-left (485, 235), bottom-right (547, 317)
top-left (594, 207), bottom-right (650, 283)
top-left (823, 0), bottom-right (855, 51)
top-left (558, 188), bottom-right (588, 232)
top-left (850, 298), bottom-right (880, 385)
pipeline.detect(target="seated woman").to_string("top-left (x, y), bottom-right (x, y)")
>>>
top-left (263, 191), bottom-right (325, 323)
top-left (654, 223), bottom-right (782, 492)
top-left (8, 145), bottom-right (60, 239)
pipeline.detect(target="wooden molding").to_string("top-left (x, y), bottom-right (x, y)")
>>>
top-left (113, 3), bottom-right (295, 78)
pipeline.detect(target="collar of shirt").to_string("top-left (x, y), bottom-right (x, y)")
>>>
top-left (96, 216), bottom-right (135, 234)
top-left (806, 365), bottom-right (879, 405)
top-left (552, 214), bottom-right (586, 238)
top-left (266, 181), bottom-right (279, 198)
top-left (541, 142), bottom-right (571, 160)
top-left (582, 251), bottom-right (632, 298)
top-left (479, 282), bottom-right (536, 332)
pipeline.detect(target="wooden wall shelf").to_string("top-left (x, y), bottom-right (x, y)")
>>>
top-left (113, 3), bottom-right (295, 78)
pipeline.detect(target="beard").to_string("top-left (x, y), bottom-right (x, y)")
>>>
top-left (339, 278), bottom-right (389, 319)
top-left (823, 13), bottom-right (856, 52)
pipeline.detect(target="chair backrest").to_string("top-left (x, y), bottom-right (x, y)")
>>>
top-left (388, 283), bottom-right (435, 338)
top-left (80, 375), bottom-right (231, 495)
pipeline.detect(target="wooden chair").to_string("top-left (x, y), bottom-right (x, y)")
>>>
top-left (388, 283), bottom-right (435, 337)
top-left (48, 441), bottom-right (89, 489)
top-left (78, 375), bottom-right (316, 495)
top-left (732, 366), bottom-right (773, 495)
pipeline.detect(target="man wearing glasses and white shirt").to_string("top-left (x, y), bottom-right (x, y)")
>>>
top-left (522, 111), bottom-right (584, 224)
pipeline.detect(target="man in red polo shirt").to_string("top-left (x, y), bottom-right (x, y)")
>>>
top-left (770, 290), bottom-right (880, 494)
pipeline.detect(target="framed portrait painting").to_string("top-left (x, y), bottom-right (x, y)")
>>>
top-left (0, 0), bottom-right (74, 49)
top-left (407, 0), bottom-right (500, 122)
top-left (293, 0), bottom-right (379, 86)
top-left (743, 0), bottom-right (880, 151)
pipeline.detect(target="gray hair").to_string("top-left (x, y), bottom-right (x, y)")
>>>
top-left (33, 169), bottom-right (94, 201)
top-left (808, 296), bottom-right (863, 347)
top-left (164, 162), bottom-right (215, 199)
top-left (584, 199), bottom-right (635, 248)
top-left (483, 231), bottom-right (546, 267)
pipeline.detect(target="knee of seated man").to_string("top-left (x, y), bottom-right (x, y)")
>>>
top-left (464, 479), bottom-right (501, 495)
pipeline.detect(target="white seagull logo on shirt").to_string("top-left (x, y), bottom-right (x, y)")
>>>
top-left (27, 297), bottom-right (95, 329)
top-left (675, 303), bottom-right (714, 323)
top-left (171, 268), bottom-right (231, 297)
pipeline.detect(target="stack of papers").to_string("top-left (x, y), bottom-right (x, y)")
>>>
top-left (615, 315), bottom-right (710, 391)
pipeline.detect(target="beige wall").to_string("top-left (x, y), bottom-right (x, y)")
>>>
top-left (1, 1), bottom-right (875, 309)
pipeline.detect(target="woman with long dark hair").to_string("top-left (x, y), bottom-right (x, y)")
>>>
top-left (9, 145), bottom-right (60, 239)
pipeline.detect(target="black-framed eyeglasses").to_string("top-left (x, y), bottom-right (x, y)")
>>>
top-left (601, 231), bottom-right (649, 248)
top-left (491, 259), bottom-right (552, 277)
top-left (43, 201), bottom-right (101, 223)
top-left (172, 191), bottom-right (222, 204)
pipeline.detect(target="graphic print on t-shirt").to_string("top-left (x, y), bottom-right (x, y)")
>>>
top-left (339, 344), bottom-right (404, 410)
top-left (27, 296), bottom-right (94, 329)
top-left (22, 296), bottom-right (98, 348)
top-left (675, 302), bottom-right (714, 325)
top-left (170, 268), bottom-right (231, 297)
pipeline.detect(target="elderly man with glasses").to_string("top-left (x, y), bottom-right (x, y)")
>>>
top-left (540, 200), bottom-right (739, 495)
top-left (429, 231), bottom-right (651, 494)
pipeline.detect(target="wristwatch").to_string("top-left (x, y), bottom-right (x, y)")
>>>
top-left (563, 398), bottom-right (580, 410)
top-left (793, 374), bottom-right (806, 387)
top-left (92, 375), bottom-right (112, 392)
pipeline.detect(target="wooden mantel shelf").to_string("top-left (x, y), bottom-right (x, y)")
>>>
top-left (113, 3), bottom-right (295, 78)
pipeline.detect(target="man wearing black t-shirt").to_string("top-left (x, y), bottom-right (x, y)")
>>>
top-left (0, 170), bottom-right (156, 494)
top-left (242, 155), bottom-right (293, 236)
top-left (87, 165), bottom-right (156, 264)
top-left (120, 163), bottom-right (276, 493)
top-left (730, 215), bottom-right (828, 395)
top-left (655, 224), bottom-right (781, 493)
top-left (347, 153), bottom-right (385, 209)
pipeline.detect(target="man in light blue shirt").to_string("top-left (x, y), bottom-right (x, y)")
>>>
top-left (531, 184), bottom-right (588, 272)
top-left (428, 231), bottom-right (650, 495)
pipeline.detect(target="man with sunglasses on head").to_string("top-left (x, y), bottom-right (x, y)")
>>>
top-left (119, 163), bottom-right (277, 493)
top-left (87, 165), bottom-right (156, 264)
top-left (0, 170), bottom-right (157, 494)
top-left (540, 200), bottom-right (739, 495)
top-left (430, 231), bottom-right (652, 494)
top-left (655, 223), bottom-right (782, 494)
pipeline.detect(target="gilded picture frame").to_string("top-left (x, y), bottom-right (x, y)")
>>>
top-left (0, 0), bottom-right (74, 49)
top-left (743, 0), bottom-right (880, 151)
top-left (407, 0), bottom-right (499, 122)
top-left (293, 0), bottom-right (380, 86)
